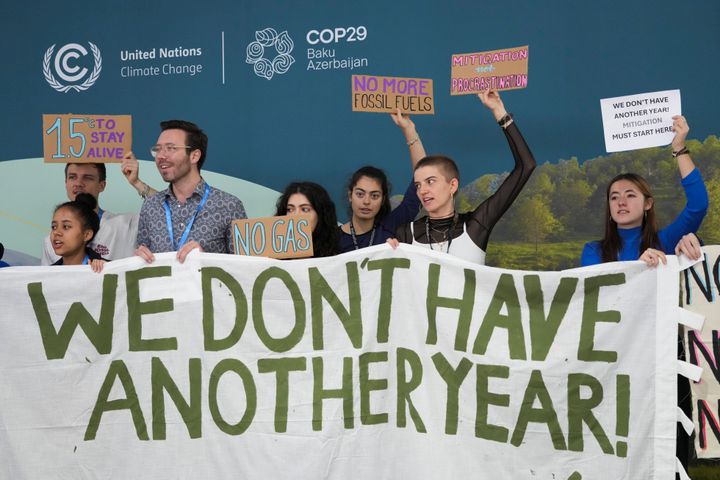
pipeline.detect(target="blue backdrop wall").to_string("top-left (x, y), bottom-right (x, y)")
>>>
top-left (2, 0), bottom-right (719, 263)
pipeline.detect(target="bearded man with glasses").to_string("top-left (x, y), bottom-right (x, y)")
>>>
top-left (130, 119), bottom-right (246, 263)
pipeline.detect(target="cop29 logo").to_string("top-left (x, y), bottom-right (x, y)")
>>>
top-left (245, 28), bottom-right (294, 80)
top-left (43, 42), bottom-right (102, 93)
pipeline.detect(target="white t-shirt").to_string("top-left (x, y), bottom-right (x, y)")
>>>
top-left (41, 211), bottom-right (139, 265)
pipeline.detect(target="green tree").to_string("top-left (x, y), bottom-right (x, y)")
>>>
top-left (698, 178), bottom-right (720, 244)
top-left (507, 195), bottom-right (563, 267)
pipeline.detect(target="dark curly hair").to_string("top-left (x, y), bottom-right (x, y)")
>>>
top-left (54, 192), bottom-right (100, 242)
top-left (346, 166), bottom-right (392, 221)
top-left (275, 182), bottom-right (339, 258)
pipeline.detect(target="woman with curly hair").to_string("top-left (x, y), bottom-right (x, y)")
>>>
top-left (275, 182), bottom-right (340, 258)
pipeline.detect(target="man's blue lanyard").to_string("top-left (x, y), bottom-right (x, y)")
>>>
top-left (163, 184), bottom-right (211, 250)
top-left (81, 255), bottom-right (89, 265)
top-left (97, 208), bottom-right (104, 221)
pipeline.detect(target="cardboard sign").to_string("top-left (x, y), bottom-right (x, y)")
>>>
top-left (352, 75), bottom-right (434, 114)
top-left (451, 45), bottom-right (529, 95)
top-left (232, 215), bottom-right (313, 259)
top-left (42, 114), bottom-right (132, 163)
top-left (600, 90), bottom-right (681, 153)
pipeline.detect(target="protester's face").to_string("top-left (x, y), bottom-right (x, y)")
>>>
top-left (349, 176), bottom-right (383, 222)
top-left (608, 179), bottom-right (652, 229)
top-left (414, 165), bottom-right (458, 217)
top-left (50, 207), bottom-right (92, 259)
top-left (65, 164), bottom-right (105, 202)
top-left (153, 129), bottom-right (197, 183)
top-left (286, 193), bottom-right (319, 231)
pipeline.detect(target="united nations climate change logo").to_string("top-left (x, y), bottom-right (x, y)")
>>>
top-left (43, 42), bottom-right (102, 93)
top-left (246, 28), bottom-right (294, 80)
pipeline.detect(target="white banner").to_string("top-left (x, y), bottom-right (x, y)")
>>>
top-left (681, 245), bottom-right (720, 459)
top-left (0, 245), bottom-right (681, 479)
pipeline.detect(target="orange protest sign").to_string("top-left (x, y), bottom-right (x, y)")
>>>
top-left (352, 75), bottom-right (434, 114)
top-left (450, 45), bottom-right (529, 95)
top-left (232, 215), bottom-right (314, 259)
top-left (42, 114), bottom-right (131, 163)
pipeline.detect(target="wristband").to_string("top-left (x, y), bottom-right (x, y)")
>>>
top-left (497, 113), bottom-right (513, 127)
top-left (407, 135), bottom-right (420, 147)
top-left (672, 146), bottom-right (690, 158)
top-left (140, 183), bottom-right (150, 199)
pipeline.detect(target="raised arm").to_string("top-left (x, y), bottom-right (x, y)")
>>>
top-left (390, 108), bottom-right (426, 168)
top-left (380, 109), bottom-right (425, 232)
top-left (464, 90), bottom-right (536, 250)
top-left (671, 115), bottom-right (695, 179)
top-left (122, 151), bottom-right (158, 199)
top-left (654, 116), bottom-right (708, 252)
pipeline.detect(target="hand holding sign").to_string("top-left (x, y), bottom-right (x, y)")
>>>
top-left (390, 108), bottom-right (415, 131)
top-left (478, 89), bottom-right (508, 122)
top-left (671, 115), bottom-right (689, 151)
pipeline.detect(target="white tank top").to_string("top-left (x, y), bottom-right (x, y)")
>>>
top-left (410, 221), bottom-right (487, 265)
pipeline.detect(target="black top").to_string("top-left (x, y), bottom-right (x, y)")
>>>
top-left (52, 247), bottom-right (106, 265)
top-left (395, 122), bottom-right (535, 250)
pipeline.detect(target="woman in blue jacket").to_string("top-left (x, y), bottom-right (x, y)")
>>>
top-left (581, 115), bottom-right (707, 266)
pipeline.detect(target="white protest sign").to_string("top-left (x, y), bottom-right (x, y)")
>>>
top-left (600, 89), bottom-right (681, 153)
top-left (0, 247), bottom-right (681, 479)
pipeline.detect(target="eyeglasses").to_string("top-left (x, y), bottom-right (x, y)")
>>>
top-left (150, 144), bottom-right (193, 158)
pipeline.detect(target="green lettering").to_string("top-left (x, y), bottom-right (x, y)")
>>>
top-left (366, 258), bottom-right (411, 342)
top-left (28, 275), bottom-right (117, 360)
top-left (359, 351), bottom-right (389, 425)
top-left (310, 262), bottom-right (362, 350)
top-left (426, 264), bottom-right (475, 351)
top-left (475, 364), bottom-right (510, 442)
top-left (567, 373), bottom-right (613, 454)
top-left (252, 267), bottom-right (305, 353)
top-left (511, 370), bottom-right (567, 450)
top-left (208, 359), bottom-right (257, 435)
top-left (126, 267), bottom-right (176, 351)
top-left (312, 356), bottom-right (354, 430)
top-left (151, 357), bottom-right (201, 440)
top-left (525, 275), bottom-right (578, 361)
top-left (579, 274), bottom-right (625, 362)
top-left (431, 352), bottom-right (472, 435)
top-left (257, 357), bottom-right (307, 433)
top-left (473, 273), bottom-right (526, 360)
top-left (201, 267), bottom-right (248, 351)
top-left (84, 360), bottom-right (148, 440)
top-left (396, 347), bottom-right (426, 432)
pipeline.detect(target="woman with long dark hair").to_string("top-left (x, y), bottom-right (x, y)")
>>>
top-left (339, 111), bottom-right (424, 252)
top-left (275, 182), bottom-right (340, 258)
top-left (581, 115), bottom-right (707, 266)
